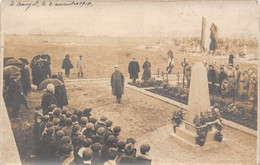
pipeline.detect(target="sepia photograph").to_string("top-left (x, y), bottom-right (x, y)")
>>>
top-left (0, 0), bottom-right (259, 164)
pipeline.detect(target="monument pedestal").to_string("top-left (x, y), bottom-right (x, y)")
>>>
top-left (171, 123), bottom-right (218, 147)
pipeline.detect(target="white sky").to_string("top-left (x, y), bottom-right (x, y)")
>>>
top-left (1, 1), bottom-right (259, 38)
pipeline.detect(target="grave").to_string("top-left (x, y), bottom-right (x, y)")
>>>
top-left (171, 62), bottom-right (223, 147)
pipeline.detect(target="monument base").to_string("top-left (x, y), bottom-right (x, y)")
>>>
top-left (170, 123), bottom-right (225, 147)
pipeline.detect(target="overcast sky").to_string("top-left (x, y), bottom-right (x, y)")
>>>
top-left (1, 1), bottom-right (259, 38)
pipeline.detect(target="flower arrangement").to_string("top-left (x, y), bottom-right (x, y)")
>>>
top-left (192, 107), bottom-right (223, 146)
top-left (171, 109), bottom-right (184, 133)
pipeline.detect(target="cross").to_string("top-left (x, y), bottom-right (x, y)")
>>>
top-left (181, 58), bottom-right (188, 88)
top-left (161, 71), bottom-right (164, 81)
top-left (176, 72), bottom-right (180, 86)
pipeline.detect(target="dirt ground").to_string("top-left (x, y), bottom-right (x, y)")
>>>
top-left (4, 34), bottom-right (258, 79)
top-left (9, 78), bottom-right (257, 165)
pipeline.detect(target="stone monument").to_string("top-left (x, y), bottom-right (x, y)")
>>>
top-left (171, 62), bottom-right (221, 146)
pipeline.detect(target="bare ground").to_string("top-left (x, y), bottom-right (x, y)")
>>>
top-left (9, 78), bottom-right (256, 165)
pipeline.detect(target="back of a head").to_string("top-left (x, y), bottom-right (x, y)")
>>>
top-left (65, 118), bottom-right (72, 127)
top-left (83, 148), bottom-right (93, 161)
top-left (91, 142), bottom-right (102, 153)
top-left (124, 143), bottom-right (134, 155)
top-left (117, 140), bottom-right (126, 150)
top-left (83, 138), bottom-right (93, 148)
top-left (140, 144), bottom-right (151, 155)
top-left (108, 148), bottom-right (118, 160)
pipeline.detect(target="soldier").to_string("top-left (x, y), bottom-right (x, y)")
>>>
top-left (238, 70), bottom-right (248, 98)
top-left (185, 59), bottom-right (191, 88)
top-left (62, 54), bottom-right (74, 77)
top-left (248, 72), bottom-right (257, 102)
top-left (208, 64), bottom-right (217, 94)
top-left (6, 72), bottom-right (28, 118)
top-left (226, 64), bottom-right (237, 98)
top-left (218, 65), bottom-right (227, 85)
top-left (41, 84), bottom-right (58, 115)
top-left (111, 65), bottom-right (125, 104)
top-left (76, 55), bottom-right (86, 78)
top-left (128, 57), bottom-right (140, 83)
top-left (136, 144), bottom-right (152, 165)
top-left (142, 58), bottom-right (151, 82)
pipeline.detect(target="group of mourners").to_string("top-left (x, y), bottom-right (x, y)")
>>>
top-left (33, 103), bottom-right (152, 165)
top-left (206, 58), bottom-right (258, 101)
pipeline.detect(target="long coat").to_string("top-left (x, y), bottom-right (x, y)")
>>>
top-left (238, 73), bottom-right (248, 96)
top-left (31, 62), bottom-right (51, 86)
top-left (6, 80), bottom-right (27, 108)
top-left (54, 85), bottom-right (68, 109)
top-left (142, 61), bottom-right (151, 81)
top-left (111, 70), bottom-right (124, 96)
top-left (20, 67), bottom-right (31, 96)
top-left (128, 61), bottom-right (140, 79)
top-left (208, 69), bottom-right (217, 83)
top-left (76, 59), bottom-right (86, 73)
top-left (41, 90), bottom-right (58, 115)
top-left (62, 58), bottom-right (74, 69)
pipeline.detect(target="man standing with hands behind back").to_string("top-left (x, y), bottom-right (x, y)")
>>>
top-left (111, 65), bottom-right (124, 104)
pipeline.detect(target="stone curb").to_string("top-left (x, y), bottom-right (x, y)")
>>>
top-left (126, 84), bottom-right (257, 137)
top-left (125, 83), bottom-right (188, 109)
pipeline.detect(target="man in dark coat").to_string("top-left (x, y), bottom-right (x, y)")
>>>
top-left (229, 54), bottom-right (234, 66)
top-left (111, 65), bottom-right (124, 104)
top-left (208, 65), bottom-right (217, 94)
top-left (62, 54), bottom-right (74, 77)
top-left (128, 58), bottom-right (140, 83)
top-left (54, 85), bottom-right (68, 110)
top-left (41, 83), bottom-right (59, 115)
top-left (142, 58), bottom-right (151, 82)
top-left (20, 64), bottom-right (31, 96)
top-left (6, 72), bottom-right (28, 118)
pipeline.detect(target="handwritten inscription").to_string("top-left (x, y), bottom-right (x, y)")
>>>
top-left (9, 1), bottom-right (93, 11)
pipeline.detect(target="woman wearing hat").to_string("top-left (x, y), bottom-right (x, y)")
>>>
top-left (6, 72), bottom-right (28, 118)
top-left (111, 65), bottom-right (124, 104)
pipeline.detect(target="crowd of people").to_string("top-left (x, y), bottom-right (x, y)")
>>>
top-left (33, 104), bottom-right (152, 165)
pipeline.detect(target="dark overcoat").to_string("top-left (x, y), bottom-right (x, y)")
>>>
top-left (62, 58), bottom-right (74, 69)
top-left (208, 69), bottom-right (217, 83)
top-left (142, 61), bottom-right (151, 81)
top-left (128, 61), bottom-right (140, 79)
top-left (111, 70), bottom-right (124, 96)
top-left (6, 80), bottom-right (27, 108)
top-left (20, 67), bottom-right (31, 95)
top-left (41, 90), bottom-right (58, 115)
top-left (54, 85), bottom-right (68, 109)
